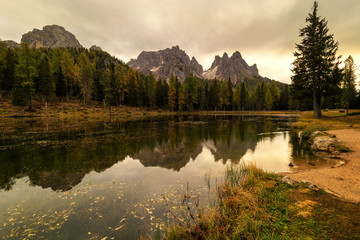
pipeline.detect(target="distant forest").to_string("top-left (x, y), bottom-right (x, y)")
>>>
top-left (0, 41), bottom-right (359, 112)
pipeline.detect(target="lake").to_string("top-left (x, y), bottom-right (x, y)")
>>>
top-left (0, 115), bottom-right (331, 239)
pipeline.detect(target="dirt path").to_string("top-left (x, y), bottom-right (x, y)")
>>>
top-left (287, 129), bottom-right (360, 203)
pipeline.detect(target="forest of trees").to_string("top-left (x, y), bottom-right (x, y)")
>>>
top-left (0, 41), bottom-right (290, 112)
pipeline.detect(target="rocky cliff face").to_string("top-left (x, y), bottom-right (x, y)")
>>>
top-left (203, 51), bottom-right (260, 83)
top-left (3, 40), bottom-right (20, 49)
top-left (129, 47), bottom-right (263, 82)
top-left (21, 25), bottom-right (82, 48)
top-left (127, 46), bottom-right (203, 81)
top-left (90, 45), bottom-right (102, 51)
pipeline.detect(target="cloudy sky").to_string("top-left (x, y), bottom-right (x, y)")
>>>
top-left (1, 0), bottom-right (359, 84)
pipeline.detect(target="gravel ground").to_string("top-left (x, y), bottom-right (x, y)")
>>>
top-left (287, 129), bottom-right (360, 203)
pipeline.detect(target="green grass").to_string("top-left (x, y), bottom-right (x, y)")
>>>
top-left (162, 165), bottom-right (360, 240)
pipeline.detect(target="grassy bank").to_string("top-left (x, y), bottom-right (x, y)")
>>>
top-left (293, 110), bottom-right (360, 132)
top-left (0, 100), bottom-right (178, 120)
top-left (163, 165), bottom-right (360, 239)
top-left (0, 100), bottom-right (299, 120)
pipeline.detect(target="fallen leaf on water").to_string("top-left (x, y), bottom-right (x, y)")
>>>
top-left (114, 225), bottom-right (124, 231)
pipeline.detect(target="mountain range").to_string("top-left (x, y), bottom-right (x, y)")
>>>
top-left (2, 24), bottom-right (276, 83)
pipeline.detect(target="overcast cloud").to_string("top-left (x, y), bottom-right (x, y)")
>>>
top-left (1, 0), bottom-right (360, 84)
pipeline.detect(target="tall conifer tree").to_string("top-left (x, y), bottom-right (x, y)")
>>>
top-left (291, 1), bottom-right (339, 118)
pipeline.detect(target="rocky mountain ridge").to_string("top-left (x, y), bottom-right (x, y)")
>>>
top-left (2, 25), bottom-right (102, 51)
top-left (203, 51), bottom-right (260, 82)
top-left (128, 46), bottom-right (203, 81)
top-left (3, 24), bottom-right (275, 84)
top-left (128, 46), bottom-right (264, 82)
top-left (21, 25), bottom-right (83, 48)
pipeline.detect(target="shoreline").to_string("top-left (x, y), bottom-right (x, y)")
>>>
top-left (287, 111), bottom-right (360, 203)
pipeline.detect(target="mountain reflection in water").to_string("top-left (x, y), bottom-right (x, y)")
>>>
top-left (0, 115), bottom-right (318, 192)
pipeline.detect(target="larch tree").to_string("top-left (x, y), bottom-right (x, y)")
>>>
top-left (14, 43), bottom-right (37, 109)
top-left (60, 51), bottom-right (75, 102)
top-left (291, 1), bottom-right (339, 118)
top-left (77, 52), bottom-right (93, 105)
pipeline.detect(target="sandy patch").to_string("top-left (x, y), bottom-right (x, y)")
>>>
top-left (287, 129), bottom-right (360, 203)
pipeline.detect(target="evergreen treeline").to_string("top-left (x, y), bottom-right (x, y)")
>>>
top-left (0, 42), bottom-right (290, 111)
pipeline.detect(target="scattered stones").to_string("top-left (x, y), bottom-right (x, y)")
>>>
top-left (301, 180), bottom-right (318, 189)
top-left (307, 161), bottom-right (316, 166)
top-left (331, 160), bottom-right (345, 168)
top-left (281, 176), bottom-right (297, 187)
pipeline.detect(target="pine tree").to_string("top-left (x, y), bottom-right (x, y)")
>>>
top-left (279, 85), bottom-right (290, 110)
top-left (182, 74), bottom-right (198, 111)
top-left (291, 1), bottom-right (339, 118)
top-left (168, 72), bottom-right (177, 111)
top-left (114, 63), bottom-right (125, 106)
top-left (343, 55), bottom-right (357, 115)
top-left (3, 48), bottom-right (17, 95)
top-left (269, 82), bottom-right (280, 110)
top-left (240, 82), bottom-right (246, 111)
top-left (178, 84), bottom-right (186, 112)
top-left (14, 43), bottom-right (37, 109)
top-left (254, 82), bottom-right (263, 110)
top-left (37, 54), bottom-right (54, 109)
top-left (146, 73), bottom-right (156, 108)
top-left (264, 87), bottom-right (272, 110)
top-left (126, 68), bottom-right (140, 106)
top-left (100, 67), bottom-right (117, 110)
top-left (233, 84), bottom-right (241, 110)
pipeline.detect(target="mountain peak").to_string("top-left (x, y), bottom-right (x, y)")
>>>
top-left (203, 50), bottom-right (260, 83)
top-left (128, 46), bottom-right (262, 83)
top-left (222, 52), bottom-right (229, 59)
top-left (232, 51), bottom-right (242, 59)
top-left (21, 24), bottom-right (82, 48)
top-left (128, 46), bottom-right (203, 81)
top-left (90, 45), bottom-right (102, 51)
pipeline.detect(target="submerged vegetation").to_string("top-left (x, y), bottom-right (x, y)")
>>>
top-left (163, 164), bottom-right (360, 240)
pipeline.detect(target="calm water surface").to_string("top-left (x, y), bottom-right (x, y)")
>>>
top-left (0, 115), bottom-right (330, 239)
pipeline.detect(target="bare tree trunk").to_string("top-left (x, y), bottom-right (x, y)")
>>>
top-left (313, 89), bottom-right (322, 118)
